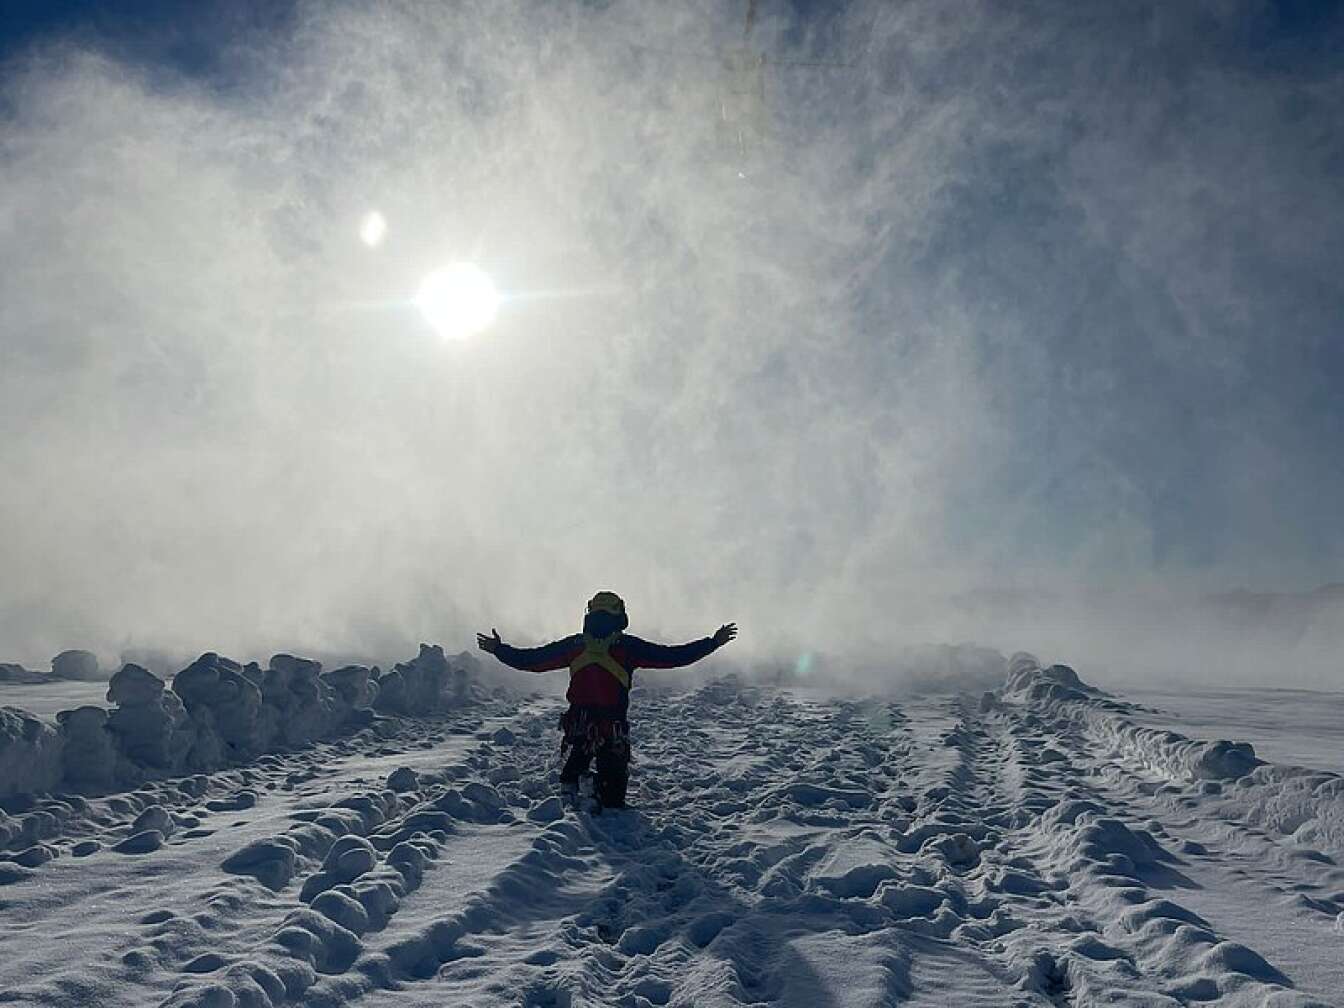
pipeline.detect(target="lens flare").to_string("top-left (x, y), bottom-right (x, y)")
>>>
top-left (359, 210), bottom-right (387, 247)
top-left (414, 263), bottom-right (500, 339)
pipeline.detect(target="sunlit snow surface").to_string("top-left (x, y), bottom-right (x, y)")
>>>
top-left (3, 668), bottom-right (1344, 1007)
top-left (1120, 684), bottom-right (1344, 775)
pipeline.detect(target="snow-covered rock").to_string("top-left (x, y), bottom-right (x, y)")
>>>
top-left (374, 644), bottom-right (465, 715)
top-left (0, 707), bottom-right (63, 798)
top-left (56, 706), bottom-right (117, 792)
top-left (263, 654), bottom-right (340, 747)
top-left (106, 664), bottom-right (194, 777)
top-left (50, 649), bottom-right (102, 681)
top-left (323, 665), bottom-right (378, 709)
top-left (1, 643), bottom-right (479, 801)
top-left (174, 653), bottom-right (265, 761)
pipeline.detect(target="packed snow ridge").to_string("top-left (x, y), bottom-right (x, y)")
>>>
top-left (0, 644), bottom-right (480, 804)
top-left (3, 651), bottom-right (1343, 1006)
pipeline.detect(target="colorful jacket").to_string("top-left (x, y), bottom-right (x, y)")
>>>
top-left (493, 627), bottom-right (719, 714)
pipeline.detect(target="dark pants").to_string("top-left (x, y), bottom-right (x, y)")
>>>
top-left (560, 707), bottom-right (630, 807)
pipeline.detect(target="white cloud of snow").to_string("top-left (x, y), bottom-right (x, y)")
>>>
top-left (1, 0), bottom-right (1341, 684)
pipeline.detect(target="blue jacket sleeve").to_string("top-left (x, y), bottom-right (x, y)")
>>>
top-left (493, 634), bottom-right (583, 672)
top-left (621, 634), bottom-right (719, 670)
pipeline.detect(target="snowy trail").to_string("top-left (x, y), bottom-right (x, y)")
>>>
top-left (2, 660), bottom-right (1341, 1007)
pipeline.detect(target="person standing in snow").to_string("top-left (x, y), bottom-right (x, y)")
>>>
top-left (477, 591), bottom-right (736, 809)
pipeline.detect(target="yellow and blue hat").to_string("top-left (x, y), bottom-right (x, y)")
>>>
top-left (586, 591), bottom-right (626, 616)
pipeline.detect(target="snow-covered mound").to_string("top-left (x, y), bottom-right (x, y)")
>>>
top-left (2, 653), bottom-right (1341, 1006)
top-left (0, 706), bottom-right (64, 799)
top-left (50, 648), bottom-right (104, 681)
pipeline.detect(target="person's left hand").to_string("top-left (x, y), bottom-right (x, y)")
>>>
top-left (476, 628), bottom-right (502, 654)
top-left (713, 622), bottom-right (738, 647)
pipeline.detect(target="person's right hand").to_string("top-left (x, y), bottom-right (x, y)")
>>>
top-left (476, 628), bottom-right (502, 654)
top-left (713, 622), bottom-right (738, 647)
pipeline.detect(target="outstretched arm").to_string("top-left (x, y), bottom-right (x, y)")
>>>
top-left (477, 629), bottom-right (582, 673)
top-left (624, 623), bottom-right (737, 670)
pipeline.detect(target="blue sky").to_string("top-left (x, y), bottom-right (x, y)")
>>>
top-left (0, 0), bottom-right (297, 81)
top-left (0, 0), bottom-right (1341, 664)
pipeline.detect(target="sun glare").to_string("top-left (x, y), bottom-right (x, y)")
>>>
top-left (414, 263), bottom-right (500, 339)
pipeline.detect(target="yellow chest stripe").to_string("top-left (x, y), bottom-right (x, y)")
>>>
top-left (569, 635), bottom-right (630, 689)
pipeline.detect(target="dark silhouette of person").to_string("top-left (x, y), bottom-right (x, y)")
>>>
top-left (477, 591), bottom-right (736, 808)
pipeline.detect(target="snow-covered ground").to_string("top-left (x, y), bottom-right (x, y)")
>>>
top-left (3, 658), bottom-right (1342, 1007)
top-left (1119, 684), bottom-right (1344, 775)
top-left (0, 679), bottom-right (110, 720)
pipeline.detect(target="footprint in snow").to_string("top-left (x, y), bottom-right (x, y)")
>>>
top-left (113, 830), bottom-right (164, 854)
top-left (204, 791), bottom-right (257, 813)
top-left (0, 862), bottom-right (35, 885)
top-left (182, 952), bottom-right (229, 973)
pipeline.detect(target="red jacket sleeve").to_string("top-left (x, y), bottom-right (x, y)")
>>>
top-left (493, 634), bottom-right (583, 672)
top-left (619, 634), bottom-right (719, 670)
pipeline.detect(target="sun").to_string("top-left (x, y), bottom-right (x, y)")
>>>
top-left (414, 263), bottom-right (500, 339)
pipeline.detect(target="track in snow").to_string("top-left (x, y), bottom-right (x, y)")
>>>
top-left (2, 659), bottom-right (1342, 1007)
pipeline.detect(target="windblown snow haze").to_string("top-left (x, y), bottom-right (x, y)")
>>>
top-left (1, 0), bottom-right (1341, 686)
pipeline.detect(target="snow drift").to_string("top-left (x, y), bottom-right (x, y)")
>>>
top-left (999, 652), bottom-right (1344, 859)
